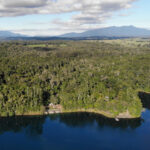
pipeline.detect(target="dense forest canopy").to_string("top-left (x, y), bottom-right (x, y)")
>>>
top-left (0, 39), bottom-right (150, 117)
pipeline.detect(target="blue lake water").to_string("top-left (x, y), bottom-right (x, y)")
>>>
top-left (0, 110), bottom-right (150, 150)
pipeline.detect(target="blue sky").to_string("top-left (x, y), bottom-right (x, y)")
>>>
top-left (107, 0), bottom-right (150, 28)
top-left (0, 0), bottom-right (149, 36)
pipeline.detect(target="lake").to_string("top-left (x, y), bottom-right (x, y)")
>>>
top-left (0, 110), bottom-right (150, 150)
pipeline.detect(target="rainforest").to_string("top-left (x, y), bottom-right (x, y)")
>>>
top-left (0, 39), bottom-right (150, 118)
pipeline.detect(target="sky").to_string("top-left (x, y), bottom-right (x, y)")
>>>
top-left (0, 0), bottom-right (149, 36)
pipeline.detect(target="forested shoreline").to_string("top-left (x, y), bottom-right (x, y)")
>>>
top-left (0, 39), bottom-right (150, 118)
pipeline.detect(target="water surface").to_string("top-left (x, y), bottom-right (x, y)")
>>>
top-left (0, 111), bottom-right (150, 150)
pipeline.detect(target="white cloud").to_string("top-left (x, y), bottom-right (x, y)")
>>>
top-left (0, 0), bottom-right (137, 35)
top-left (2, 0), bottom-right (46, 8)
top-left (0, 0), bottom-right (136, 17)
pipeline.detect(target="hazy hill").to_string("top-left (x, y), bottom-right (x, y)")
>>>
top-left (1, 26), bottom-right (150, 40)
top-left (0, 31), bottom-right (24, 38)
top-left (61, 26), bottom-right (150, 38)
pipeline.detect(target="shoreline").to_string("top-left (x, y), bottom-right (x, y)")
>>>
top-left (61, 109), bottom-right (139, 119)
top-left (0, 109), bottom-right (140, 119)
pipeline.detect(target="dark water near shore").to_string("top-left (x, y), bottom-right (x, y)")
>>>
top-left (0, 110), bottom-right (150, 150)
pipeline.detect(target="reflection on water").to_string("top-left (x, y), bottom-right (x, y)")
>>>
top-left (0, 116), bottom-right (46, 136)
top-left (139, 91), bottom-right (150, 109)
top-left (0, 111), bottom-right (150, 150)
top-left (51, 113), bottom-right (142, 129)
top-left (0, 113), bottom-right (142, 136)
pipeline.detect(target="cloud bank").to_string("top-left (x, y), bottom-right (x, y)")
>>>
top-left (0, 0), bottom-right (137, 35)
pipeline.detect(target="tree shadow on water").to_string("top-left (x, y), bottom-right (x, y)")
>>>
top-left (0, 116), bottom-right (46, 136)
top-left (139, 91), bottom-right (150, 110)
top-left (49, 112), bottom-right (143, 130)
top-left (0, 112), bottom-right (143, 136)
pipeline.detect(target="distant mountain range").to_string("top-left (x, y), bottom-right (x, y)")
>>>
top-left (0, 31), bottom-right (24, 39)
top-left (60, 26), bottom-right (150, 38)
top-left (0, 26), bottom-right (150, 40)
